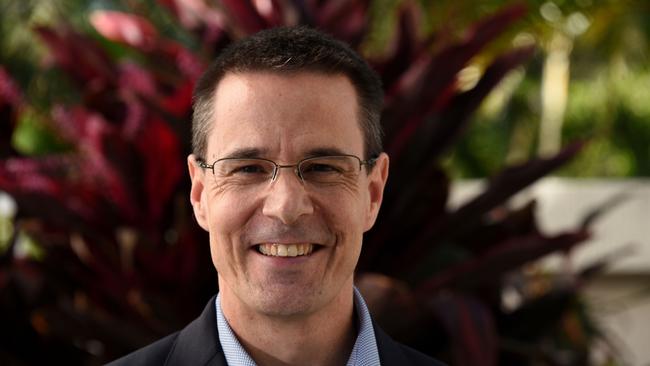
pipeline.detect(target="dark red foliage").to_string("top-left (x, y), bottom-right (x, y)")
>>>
top-left (35, 26), bottom-right (117, 92)
top-left (382, 3), bottom-right (529, 157)
top-left (0, 67), bottom-right (22, 158)
top-left (429, 293), bottom-right (499, 366)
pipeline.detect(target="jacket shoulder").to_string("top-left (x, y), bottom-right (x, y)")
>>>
top-left (374, 322), bottom-right (446, 366)
top-left (395, 342), bottom-right (447, 366)
top-left (105, 295), bottom-right (225, 366)
top-left (106, 332), bottom-right (180, 366)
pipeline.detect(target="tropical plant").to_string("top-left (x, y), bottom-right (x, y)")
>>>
top-left (441, 0), bottom-right (650, 179)
top-left (0, 1), bottom-right (619, 365)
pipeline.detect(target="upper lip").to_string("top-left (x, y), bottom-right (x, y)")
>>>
top-left (250, 240), bottom-right (326, 247)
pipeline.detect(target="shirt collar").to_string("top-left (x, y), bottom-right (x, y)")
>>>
top-left (215, 287), bottom-right (381, 366)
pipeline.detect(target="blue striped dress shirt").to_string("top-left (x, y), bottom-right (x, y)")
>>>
top-left (215, 287), bottom-right (381, 366)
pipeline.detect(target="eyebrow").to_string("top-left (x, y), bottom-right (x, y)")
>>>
top-left (220, 146), bottom-right (351, 160)
top-left (221, 148), bottom-right (267, 159)
top-left (304, 147), bottom-right (348, 158)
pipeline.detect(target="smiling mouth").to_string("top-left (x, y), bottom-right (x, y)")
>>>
top-left (257, 243), bottom-right (317, 257)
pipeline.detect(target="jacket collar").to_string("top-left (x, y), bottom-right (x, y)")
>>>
top-left (373, 320), bottom-right (416, 365)
top-left (164, 295), bottom-right (414, 366)
top-left (165, 295), bottom-right (227, 366)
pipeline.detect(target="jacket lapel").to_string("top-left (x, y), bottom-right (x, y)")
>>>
top-left (165, 295), bottom-right (227, 366)
top-left (163, 295), bottom-right (424, 366)
top-left (374, 322), bottom-right (413, 365)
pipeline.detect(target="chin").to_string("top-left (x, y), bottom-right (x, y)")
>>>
top-left (248, 283), bottom-right (325, 317)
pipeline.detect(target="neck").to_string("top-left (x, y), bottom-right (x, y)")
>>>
top-left (220, 282), bottom-right (357, 366)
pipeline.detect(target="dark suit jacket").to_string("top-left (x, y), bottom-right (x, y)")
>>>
top-left (107, 295), bottom-right (445, 366)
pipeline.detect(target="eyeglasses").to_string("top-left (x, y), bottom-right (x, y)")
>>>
top-left (196, 154), bottom-right (377, 186)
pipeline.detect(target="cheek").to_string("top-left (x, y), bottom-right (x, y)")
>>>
top-left (206, 187), bottom-right (258, 233)
top-left (205, 190), bottom-right (259, 270)
top-left (315, 192), bottom-right (366, 242)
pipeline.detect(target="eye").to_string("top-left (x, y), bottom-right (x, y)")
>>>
top-left (231, 163), bottom-right (270, 174)
top-left (302, 162), bottom-right (343, 174)
top-left (216, 159), bottom-right (274, 178)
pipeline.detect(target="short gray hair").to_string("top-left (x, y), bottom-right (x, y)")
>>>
top-left (191, 26), bottom-right (383, 161)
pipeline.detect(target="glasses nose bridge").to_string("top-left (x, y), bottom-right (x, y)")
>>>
top-left (271, 162), bottom-right (304, 183)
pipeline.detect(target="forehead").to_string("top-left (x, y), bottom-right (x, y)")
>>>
top-left (206, 71), bottom-right (364, 160)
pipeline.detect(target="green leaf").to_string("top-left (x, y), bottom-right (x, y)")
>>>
top-left (12, 109), bottom-right (70, 156)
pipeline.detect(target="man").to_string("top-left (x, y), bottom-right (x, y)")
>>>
top-left (109, 26), bottom-right (443, 366)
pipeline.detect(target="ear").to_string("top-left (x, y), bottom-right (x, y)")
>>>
top-left (363, 152), bottom-right (389, 232)
top-left (188, 154), bottom-right (209, 231)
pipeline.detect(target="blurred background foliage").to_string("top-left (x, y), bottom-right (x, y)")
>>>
top-left (333, 0), bottom-right (649, 179)
top-left (1, 0), bottom-right (648, 365)
top-left (426, 0), bottom-right (650, 178)
top-left (2, 0), bottom-right (649, 177)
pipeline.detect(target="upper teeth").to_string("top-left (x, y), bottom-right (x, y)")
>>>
top-left (258, 243), bottom-right (314, 257)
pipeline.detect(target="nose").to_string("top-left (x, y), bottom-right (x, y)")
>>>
top-left (262, 167), bottom-right (314, 225)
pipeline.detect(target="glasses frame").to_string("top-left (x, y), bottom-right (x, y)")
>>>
top-left (196, 154), bottom-right (378, 184)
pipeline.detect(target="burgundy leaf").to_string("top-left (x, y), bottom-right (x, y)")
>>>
top-left (387, 45), bottom-right (535, 180)
top-left (0, 156), bottom-right (113, 234)
top-left (314, 0), bottom-right (370, 47)
top-left (220, 0), bottom-right (268, 34)
top-left (360, 165), bottom-right (449, 271)
top-left (428, 292), bottom-right (498, 366)
top-left (90, 10), bottom-right (159, 52)
top-left (134, 115), bottom-right (182, 223)
top-left (0, 67), bottom-right (22, 106)
top-left (90, 9), bottom-right (205, 82)
top-left (386, 44), bottom-right (532, 160)
top-left (286, 0), bottom-right (316, 25)
top-left (383, 3), bottom-right (528, 155)
top-left (371, 2), bottom-right (427, 92)
top-left (50, 105), bottom-right (96, 142)
top-left (134, 226), bottom-right (203, 289)
top-left (156, 42), bottom-right (205, 80)
top-left (51, 106), bottom-right (139, 223)
top-left (158, 0), bottom-right (229, 45)
top-left (576, 243), bottom-right (636, 283)
top-left (159, 79), bottom-right (194, 118)
top-left (252, 0), bottom-right (287, 27)
top-left (392, 142), bottom-right (584, 272)
top-left (499, 287), bottom-right (577, 343)
top-left (456, 200), bottom-right (540, 255)
top-left (579, 191), bottom-right (630, 230)
top-left (464, 3), bottom-right (527, 50)
top-left (0, 66), bottom-right (23, 157)
top-left (466, 142), bottom-right (583, 221)
top-left (355, 273), bottom-right (433, 343)
top-left (118, 63), bottom-right (158, 99)
top-left (35, 26), bottom-right (116, 90)
top-left (420, 45), bottom-right (536, 160)
top-left (415, 232), bottom-right (589, 293)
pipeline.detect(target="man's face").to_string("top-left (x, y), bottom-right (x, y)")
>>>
top-left (188, 71), bottom-right (388, 317)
